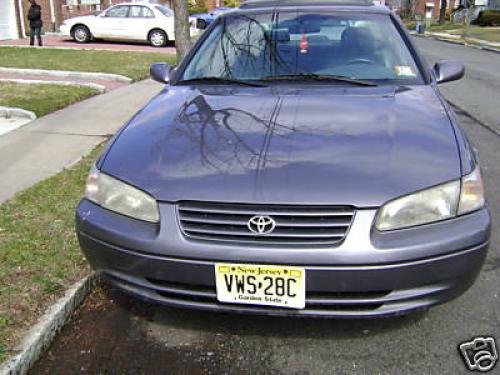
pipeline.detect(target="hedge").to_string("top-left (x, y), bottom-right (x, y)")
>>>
top-left (473, 10), bottom-right (500, 26)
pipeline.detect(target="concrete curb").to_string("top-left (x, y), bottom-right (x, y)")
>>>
top-left (0, 107), bottom-right (36, 120)
top-left (0, 274), bottom-right (99, 375)
top-left (0, 78), bottom-right (106, 93)
top-left (0, 67), bottom-right (132, 83)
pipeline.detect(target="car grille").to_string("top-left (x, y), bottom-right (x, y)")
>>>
top-left (177, 201), bottom-right (355, 246)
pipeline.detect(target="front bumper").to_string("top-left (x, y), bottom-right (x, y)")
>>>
top-left (76, 200), bottom-right (490, 318)
top-left (59, 24), bottom-right (71, 37)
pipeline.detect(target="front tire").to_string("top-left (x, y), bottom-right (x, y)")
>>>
top-left (149, 29), bottom-right (167, 47)
top-left (72, 25), bottom-right (91, 43)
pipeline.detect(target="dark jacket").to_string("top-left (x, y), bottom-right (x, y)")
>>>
top-left (27, 4), bottom-right (43, 28)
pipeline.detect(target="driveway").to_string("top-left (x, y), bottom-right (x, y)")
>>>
top-left (0, 35), bottom-right (175, 54)
top-left (30, 40), bottom-right (500, 374)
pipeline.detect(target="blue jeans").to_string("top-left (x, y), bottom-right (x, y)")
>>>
top-left (30, 26), bottom-right (42, 46)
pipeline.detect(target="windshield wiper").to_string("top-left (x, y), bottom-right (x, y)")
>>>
top-left (177, 76), bottom-right (266, 87)
top-left (262, 74), bottom-right (377, 86)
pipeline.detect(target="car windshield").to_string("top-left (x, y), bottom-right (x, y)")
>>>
top-left (181, 11), bottom-right (423, 85)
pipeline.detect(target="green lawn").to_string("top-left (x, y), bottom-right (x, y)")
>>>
top-left (0, 82), bottom-right (98, 117)
top-left (404, 21), bottom-right (500, 43)
top-left (426, 23), bottom-right (500, 42)
top-left (0, 47), bottom-right (176, 81)
top-left (447, 26), bottom-right (500, 43)
top-left (0, 144), bottom-right (104, 363)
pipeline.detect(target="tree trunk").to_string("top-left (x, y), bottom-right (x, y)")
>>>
top-left (439, 0), bottom-right (447, 24)
top-left (172, 0), bottom-right (190, 62)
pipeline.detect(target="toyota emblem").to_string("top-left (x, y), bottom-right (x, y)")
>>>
top-left (247, 215), bottom-right (276, 235)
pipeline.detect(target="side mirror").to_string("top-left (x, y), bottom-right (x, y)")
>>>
top-left (196, 18), bottom-right (208, 30)
top-left (150, 62), bottom-right (172, 84)
top-left (433, 60), bottom-right (465, 84)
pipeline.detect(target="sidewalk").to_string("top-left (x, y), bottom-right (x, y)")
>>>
top-left (0, 35), bottom-right (176, 54)
top-left (0, 79), bottom-right (162, 203)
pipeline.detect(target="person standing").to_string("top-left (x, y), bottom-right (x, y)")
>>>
top-left (27, 0), bottom-right (43, 47)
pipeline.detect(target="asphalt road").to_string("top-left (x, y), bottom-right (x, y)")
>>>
top-left (31, 40), bottom-right (500, 375)
top-left (413, 37), bottom-right (500, 134)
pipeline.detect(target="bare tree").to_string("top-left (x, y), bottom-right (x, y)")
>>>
top-left (439, 0), bottom-right (447, 24)
top-left (172, 0), bottom-right (190, 62)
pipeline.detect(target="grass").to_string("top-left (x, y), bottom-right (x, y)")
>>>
top-left (447, 26), bottom-right (500, 43)
top-left (0, 144), bottom-right (104, 362)
top-left (0, 47), bottom-right (176, 81)
top-left (404, 21), bottom-right (500, 43)
top-left (0, 82), bottom-right (98, 117)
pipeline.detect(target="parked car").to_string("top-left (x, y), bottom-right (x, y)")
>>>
top-left (60, 3), bottom-right (175, 47)
top-left (191, 7), bottom-right (234, 29)
top-left (76, 0), bottom-right (490, 318)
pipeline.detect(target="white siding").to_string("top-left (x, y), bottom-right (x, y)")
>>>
top-left (0, 0), bottom-right (18, 40)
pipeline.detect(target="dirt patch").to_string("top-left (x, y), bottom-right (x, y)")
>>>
top-left (30, 284), bottom-right (278, 374)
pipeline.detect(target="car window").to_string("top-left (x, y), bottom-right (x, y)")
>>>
top-left (183, 13), bottom-right (274, 81)
top-left (155, 5), bottom-right (173, 17)
top-left (181, 11), bottom-right (423, 85)
top-left (106, 5), bottom-right (129, 18)
top-left (129, 5), bottom-right (154, 18)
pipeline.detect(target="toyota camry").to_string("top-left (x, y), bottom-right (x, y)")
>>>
top-left (76, 0), bottom-right (491, 317)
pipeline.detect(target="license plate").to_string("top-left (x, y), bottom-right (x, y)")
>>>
top-left (215, 263), bottom-right (306, 309)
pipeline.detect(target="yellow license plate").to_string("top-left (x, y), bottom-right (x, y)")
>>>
top-left (215, 263), bottom-right (306, 309)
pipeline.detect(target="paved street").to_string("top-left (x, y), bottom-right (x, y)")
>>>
top-left (31, 40), bottom-right (500, 374)
top-left (414, 37), bottom-right (500, 133)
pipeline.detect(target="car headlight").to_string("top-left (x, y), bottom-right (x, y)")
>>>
top-left (376, 166), bottom-right (484, 231)
top-left (84, 166), bottom-right (159, 223)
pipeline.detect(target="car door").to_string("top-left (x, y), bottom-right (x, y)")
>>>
top-left (98, 5), bottom-right (129, 39)
top-left (126, 5), bottom-right (155, 40)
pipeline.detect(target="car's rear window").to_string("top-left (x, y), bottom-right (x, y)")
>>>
top-left (182, 11), bottom-right (423, 85)
top-left (155, 5), bottom-right (173, 17)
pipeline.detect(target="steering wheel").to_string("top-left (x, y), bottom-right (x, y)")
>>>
top-left (346, 58), bottom-right (376, 65)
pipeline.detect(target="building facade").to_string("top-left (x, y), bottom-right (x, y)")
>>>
top-left (0, 0), bottom-right (172, 40)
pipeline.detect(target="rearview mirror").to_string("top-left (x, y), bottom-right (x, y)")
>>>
top-left (150, 62), bottom-right (172, 84)
top-left (433, 60), bottom-right (465, 84)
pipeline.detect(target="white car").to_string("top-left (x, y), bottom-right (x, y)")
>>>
top-left (60, 3), bottom-right (175, 47)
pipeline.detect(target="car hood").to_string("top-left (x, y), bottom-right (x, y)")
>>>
top-left (100, 85), bottom-right (460, 207)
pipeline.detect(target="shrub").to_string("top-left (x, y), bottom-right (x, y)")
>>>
top-left (473, 10), bottom-right (500, 26)
top-left (188, 0), bottom-right (207, 15)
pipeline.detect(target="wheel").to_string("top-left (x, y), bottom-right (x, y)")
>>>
top-left (149, 29), bottom-right (168, 47)
top-left (72, 25), bottom-right (91, 43)
top-left (196, 18), bottom-right (207, 30)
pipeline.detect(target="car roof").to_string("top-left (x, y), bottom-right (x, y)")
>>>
top-left (110, 2), bottom-right (166, 7)
top-left (236, 0), bottom-right (389, 14)
top-left (242, 0), bottom-right (373, 8)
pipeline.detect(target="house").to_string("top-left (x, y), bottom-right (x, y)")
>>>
top-left (0, 0), bottom-right (232, 40)
top-left (0, 0), bottom-right (172, 40)
top-left (400, 0), bottom-right (499, 20)
top-left (0, 0), bottom-right (24, 40)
